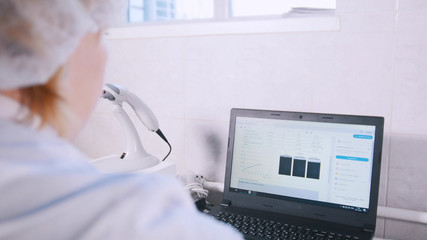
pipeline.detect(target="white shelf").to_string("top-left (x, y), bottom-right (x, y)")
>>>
top-left (107, 16), bottom-right (340, 40)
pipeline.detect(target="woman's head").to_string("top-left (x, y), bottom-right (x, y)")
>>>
top-left (0, 0), bottom-right (125, 138)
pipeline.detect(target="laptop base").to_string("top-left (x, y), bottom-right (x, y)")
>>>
top-left (205, 205), bottom-right (373, 240)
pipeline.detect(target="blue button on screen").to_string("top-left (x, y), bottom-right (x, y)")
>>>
top-left (336, 155), bottom-right (369, 162)
top-left (353, 134), bottom-right (373, 139)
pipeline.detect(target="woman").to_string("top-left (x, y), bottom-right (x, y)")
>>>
top-left (0, 1), bottom-right (242, 239)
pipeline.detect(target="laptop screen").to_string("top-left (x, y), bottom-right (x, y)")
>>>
top-left (229, 116), bottom-right (376, 213)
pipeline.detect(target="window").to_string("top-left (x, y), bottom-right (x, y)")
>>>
top-left (127, 0), bottom-right (214, 23)
top-left (156, 10), bottom-right (167, 17)
top-left (230, 0), bottom-right (336, 17)
top-left (127, 0), bottom-right (336, 23)
top-left (111, 0), bottom-right (339, 39)
top-left (156, 1), bottom-right (167, 8)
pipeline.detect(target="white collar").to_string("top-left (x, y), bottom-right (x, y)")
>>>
top-left (0, 94), bottom-right (21, 120)
top-left (0, 94), bottom-right (25, 121)
top-left (0, 94), bottom-right (46, 131)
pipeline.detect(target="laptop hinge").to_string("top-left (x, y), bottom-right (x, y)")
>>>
top-left (220, 200), bottom-right (231, 207)
top-left (362, 224), bottom-right (375, 233)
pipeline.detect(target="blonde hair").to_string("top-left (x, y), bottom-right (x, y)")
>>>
top-left (18, 67), bottom-right (63, 130)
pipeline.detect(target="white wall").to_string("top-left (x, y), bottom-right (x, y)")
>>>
top-left (73, 0), bottom-right (427, 239)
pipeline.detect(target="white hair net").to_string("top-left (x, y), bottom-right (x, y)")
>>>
top-left (0, 0), bottom-right (126, 90)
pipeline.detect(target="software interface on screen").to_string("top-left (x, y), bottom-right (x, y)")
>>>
top-left (230, 117), bottom-right (376, 213)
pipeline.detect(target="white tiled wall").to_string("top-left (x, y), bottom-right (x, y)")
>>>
top-left (73, 0), bottom-right (427, 239)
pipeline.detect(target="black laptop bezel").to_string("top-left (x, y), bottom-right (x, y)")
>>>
top-left (223, 108), bottom-right (384, 229)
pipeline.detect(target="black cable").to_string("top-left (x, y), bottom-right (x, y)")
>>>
top-left (156, 129), bottom-right (172, 161)
top-left (162, 140), bottom-right (172, 162)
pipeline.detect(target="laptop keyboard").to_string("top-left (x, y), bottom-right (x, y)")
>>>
top-left (213, 211), bottom-right (360, 240)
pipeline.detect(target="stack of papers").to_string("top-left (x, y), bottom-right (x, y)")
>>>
top-left (283, 7), bottom-right (335, 17)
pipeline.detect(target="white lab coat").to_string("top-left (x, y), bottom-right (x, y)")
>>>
top-left (0, 95), bottom-right (243, 240)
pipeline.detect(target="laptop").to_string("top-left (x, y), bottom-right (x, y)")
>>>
top-left (205, 108), bottom-right (384, 240)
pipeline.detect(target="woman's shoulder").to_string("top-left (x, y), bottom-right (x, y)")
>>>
top-left (0, 119), bottom-right (95, 171)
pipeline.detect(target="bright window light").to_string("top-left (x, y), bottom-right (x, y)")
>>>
top-left (230, 0), bottom-right (336, 17)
